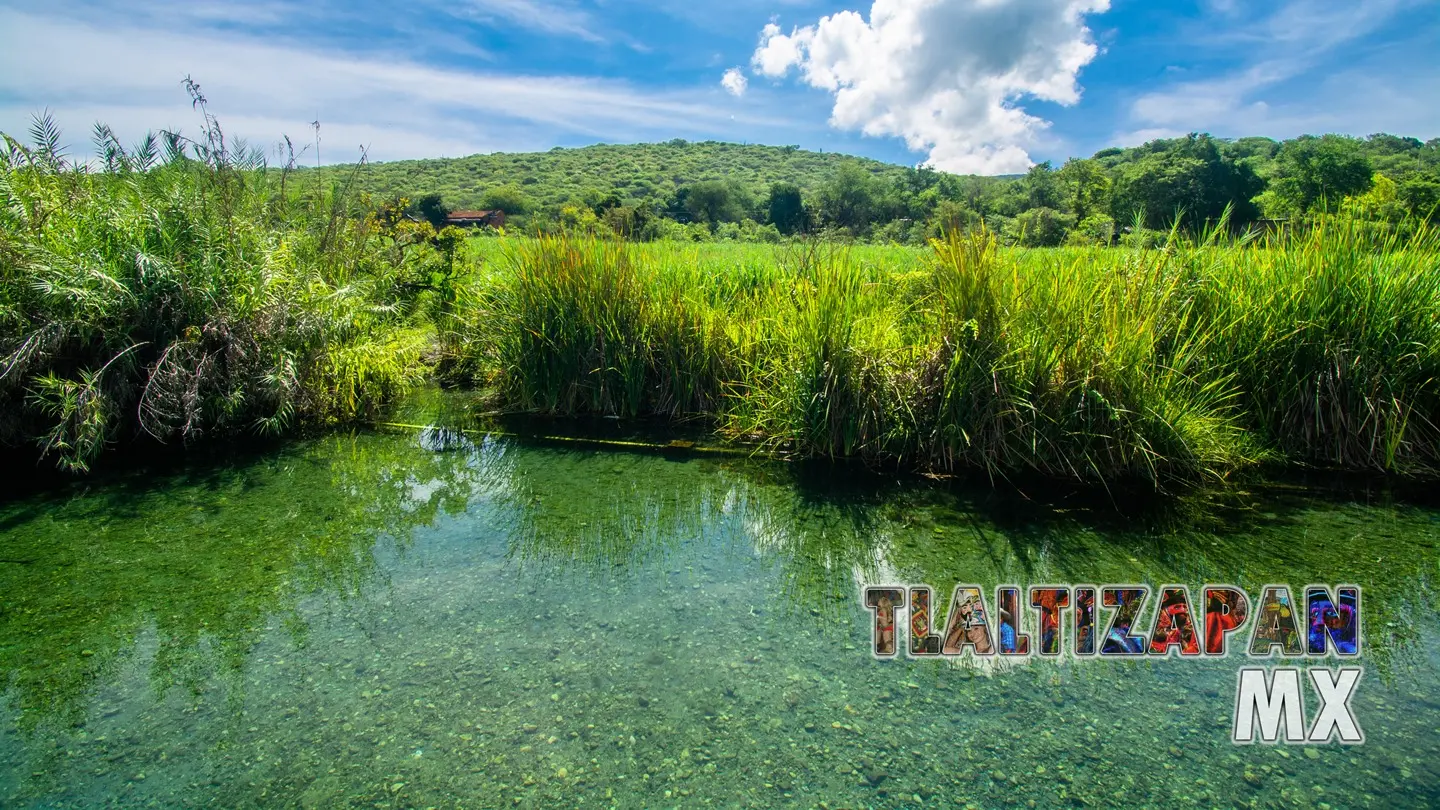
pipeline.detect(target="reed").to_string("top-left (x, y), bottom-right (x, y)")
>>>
top-left (0, 107), bottom-right (439, 471)
top-left (8, 99), bottom-right (1435, 486)
top-left (452, 224), bottom-right (1439, 487)
top-left (1192, 217), bottom-right (1440, 473)
top-left (447, 236), bottom-right (735, 416)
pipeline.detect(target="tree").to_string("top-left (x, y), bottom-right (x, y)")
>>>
top-left (766, 182), bottom-right (807, 235)
top-left (927, 199), bottom-right (975, 238)
top-left (479, 183), bottom-right (533, 215)
top-left (1023, 162), bottom-right (1063, 211)
top-left (903, 165), bottom-right (942, 196)
top-left (1006, 207), bottom-right (1073, 247)
top-left (604, 204), bottom-right (654, 238)
top-left (410, 193), bottom-right (450, 230)
top-left (1342, 173), bottom-right (1406, 223)
top-left (1268, 135), bottom-right (1373, 214)
top-left (1400, 175), bottom-right (1440, 222)
top-left (1057, 158), bottom-right (1110, 222)
top-left (1365, 133), bottom-right (1423, 155)
top-left (818, 161), bottom-right (880, 231)
top-left (1226, 137), bottom-right (1281, 161)
top-left (683, 179), bottom-right (752, 226)
top-left (1109, 134), bottom-right (1261, 229)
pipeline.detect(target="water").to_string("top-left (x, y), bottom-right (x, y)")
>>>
top-left (2, 402), bottom-right (1439, 808)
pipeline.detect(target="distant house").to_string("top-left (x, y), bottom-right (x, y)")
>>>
top-left (446, 209), bottom-right (506, 229)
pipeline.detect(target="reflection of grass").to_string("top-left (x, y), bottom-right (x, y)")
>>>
top-left (0, 430), bottom-right (484, 734)
top-left (867, 480), bottom-right (1440, 679)
top-left (3, 414), bottom-right (1436, 737)
top-left (444, 427), bottom-right (1440, 676)
top-left (450, 223), bottom-right (1440, 488)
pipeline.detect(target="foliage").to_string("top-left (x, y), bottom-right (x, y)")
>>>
top-left (336, 129), bottom-right (1440, 247)
top-left (9, 92), bottom-right (1440, 489)
top-left (1006, 207), bottom-right (1073, 247)
top-left (683, 179), bottom-right (754, 226)
top-left (1190, 217), bottom-right (1440, 471)
top-left (0, 99), bottom-right (440, 471)
top-left (409, 192), bottom-right (450, 229)
top-left (816, 161), bottom-right (885, 232)
top-left (1109, 134), bottom-right (1263, 230)
top-left (1266, 134), bottom-right (1374, 215)
top-left (766, 182), bottom-right (807, 235)
top-left (479, 182), bottom-right (534, 215)
top-left (448, 226), bottom-right (1440, 486)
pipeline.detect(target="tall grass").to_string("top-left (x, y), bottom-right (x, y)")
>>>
top-left (447, 236), bottom-right (733, 416)
top-left (450, 224), bottom-right (1440, 487)
top-left (10, 93), bottom-right (1434, 488)
top-left (0, 99), bottom-right (440, 471)
top-left (1193, 218), bottom-right (1440, 473)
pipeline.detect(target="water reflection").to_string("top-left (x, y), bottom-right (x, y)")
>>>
top-left (1, 413), bottom-right (1438, 807)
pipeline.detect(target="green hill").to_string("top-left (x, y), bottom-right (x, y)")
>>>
top-left (349, 140), bottom-right (910, 213)
top-left (338, 133), bottom-right (1439, 245)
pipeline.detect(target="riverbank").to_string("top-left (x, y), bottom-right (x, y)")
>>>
top-left (443, 224), bottom-right (1440, 488)
top-left (5, 118), bottom-right (1438, 489)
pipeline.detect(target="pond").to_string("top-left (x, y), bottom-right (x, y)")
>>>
top-left (2, 395), bottom-right (1439, 808)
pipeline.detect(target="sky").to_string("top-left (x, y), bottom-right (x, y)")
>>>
top-left (1, 0), bottom-right (1437, 174)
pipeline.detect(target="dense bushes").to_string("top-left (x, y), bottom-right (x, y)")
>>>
top-left (0, 110), bottom-right (439, 471)
top-left (6, 99), bottom-right (1438, 488)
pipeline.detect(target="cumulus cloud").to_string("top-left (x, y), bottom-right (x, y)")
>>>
top-left (721, 67), bottom-right (748, 96)
top-left (750, 0), bottom-right (1110, 174)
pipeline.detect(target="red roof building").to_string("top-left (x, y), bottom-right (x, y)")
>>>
top-left (446, 210), bottom-right (506, 228)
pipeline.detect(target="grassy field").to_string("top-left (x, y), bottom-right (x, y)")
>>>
top-left (5, 111), bottom-right (1438, 488)
top-left (447, 224), bottom-right (1440, 487)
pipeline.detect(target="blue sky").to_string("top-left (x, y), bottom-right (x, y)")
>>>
top-left (1, 0), bottom-right (1437, 173)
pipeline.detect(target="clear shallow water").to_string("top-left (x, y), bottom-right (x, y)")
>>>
top-left (2, 404), bottom-right (1440, 808)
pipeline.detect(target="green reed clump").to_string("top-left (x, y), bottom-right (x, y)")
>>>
top-left (448, 218), bottom-right (1438, 487)
top-left (1192, 217), bottom-right (1440, 473)
top-left (918, 231), bottom-right (1255, 484)
top-left (453, 236), bottom-right (734, 416)
top-left (724, 241), bottom-right (917, 460)
top-left (0, 106), bottom-right (437, 471)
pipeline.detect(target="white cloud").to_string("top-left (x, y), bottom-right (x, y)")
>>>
top-left (750, 0), bottom-right (1110, 174)
top-left (0, 8), bottom-right (784, 163)
top-left (721, 67), bottom-right (748, 96)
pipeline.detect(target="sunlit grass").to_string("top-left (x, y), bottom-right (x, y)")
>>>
top-left (0, 109), bottom-right (441, 471)
top-left (448, 223), bottom-right (1440, 487)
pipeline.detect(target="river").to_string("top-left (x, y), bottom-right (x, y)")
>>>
top-left (2, 395), bottom-right (1438, 807)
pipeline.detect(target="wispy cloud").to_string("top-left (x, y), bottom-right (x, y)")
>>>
top-left (446, 0), bottom-right (606, 44)
top-left (1117, 0), bottom-right (1436, 143)
top-left (0, 8), bottom-right (781, 162)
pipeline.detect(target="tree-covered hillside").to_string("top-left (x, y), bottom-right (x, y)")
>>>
top-left (353, 140), bottom-right (907, 215)
top-left (348, 132), bottom-right (1440, 245)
